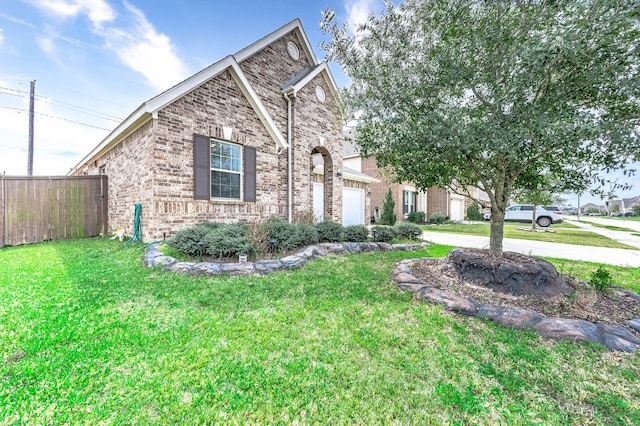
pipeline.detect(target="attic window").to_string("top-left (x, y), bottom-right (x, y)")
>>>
top-left (287, 42), bottom-right (300, 60)
top-left (315, 86), bottom-right (326, 103)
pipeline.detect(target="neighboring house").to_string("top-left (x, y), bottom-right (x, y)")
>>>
top-left (71, 19), bottom-right (357, 241)
top-left (346, 137), bottom-right (475, 222)
top-left (622, 196), bottom-right (639, 212)
top-left (580, 202), bottom-right (606, 213)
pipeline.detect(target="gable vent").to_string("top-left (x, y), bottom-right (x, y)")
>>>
top-left (287, 41), bottom-right (300, 60)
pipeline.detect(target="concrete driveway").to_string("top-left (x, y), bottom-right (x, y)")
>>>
top-left (421, 230), bottom-right (640, 267)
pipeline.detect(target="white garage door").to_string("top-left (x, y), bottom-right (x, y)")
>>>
top-left (343, 187), bottom-right (365, 225)
top-left (450, 198), bottom-right (465, 221)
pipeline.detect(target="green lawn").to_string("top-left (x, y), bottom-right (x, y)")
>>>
top-left (578, 220), bottom-right (637, 233)
top-left (422, 222), bottom-right (637, 249)
top-left (603, 215), bottom-right (640, 222)
top-left (1, 238), bottom-right (639, 424)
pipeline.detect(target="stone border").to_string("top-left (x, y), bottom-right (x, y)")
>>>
top-left (393, 258), bottom-right (640, 353)
top-left (144, 241), bottom-right (430, 276)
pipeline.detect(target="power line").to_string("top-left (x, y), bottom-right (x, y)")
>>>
top-left (0, 85), bottom-right (125, 122)
top-left (0, 106), bottom-right (114, 131)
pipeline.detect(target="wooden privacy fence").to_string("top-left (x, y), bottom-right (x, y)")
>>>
top-left (0, 175), bottom-right (108, 248)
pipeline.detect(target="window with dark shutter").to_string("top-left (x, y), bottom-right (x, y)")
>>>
top-left (403, 191), bottom-right (408, 215)
top-left (244, 146), bottom-right (256, 202)
top-left (193, 134), bottom-right (211, 200)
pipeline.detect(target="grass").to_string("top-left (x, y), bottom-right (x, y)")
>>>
top-left (604, 215), bottom-right (640, 222)
top-left (422, 222), bottom-right (637, 249)
top-left (1, 238), bottom-right (639, 424)
top-left (578, 220), bottom-right (637, 233)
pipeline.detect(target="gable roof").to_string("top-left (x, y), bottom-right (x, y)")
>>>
top-left (70, 18), bottom-right (338, 174)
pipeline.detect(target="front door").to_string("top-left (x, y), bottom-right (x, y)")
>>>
top-left (313, 182), bottom-right (324, 223)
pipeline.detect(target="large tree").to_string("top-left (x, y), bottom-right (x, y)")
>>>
top-left (323, 0), bottom-right (640, 256)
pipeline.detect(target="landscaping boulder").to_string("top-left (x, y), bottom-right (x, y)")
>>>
top-left (443, 248), bottom-right (571, 297)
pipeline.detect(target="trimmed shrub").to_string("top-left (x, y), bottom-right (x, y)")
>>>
top-left (407, 211), bottom-right (426, 224)
top-left (316, 220), bottom-right (344, 242)
top-left (266, 218), bottom-right (298, 252)
top-left (342, 224), bottom-right (369, 242)
top-left (265, 218), bottom-right (319, 253)
top-left (371, 225), bottom-right (397, 242)
top-left (380, 189), bottom-right (396, 225)
top-left (430, 212), bottom-right (447, 225)
top-left (167, 222), bottom-right (220, 256)
top-left (466, 202), bottom-right (483, 221)
top-left (395, 223), bottom-right (422, 240)
top-left (292, 223), bottom-right (319, 248)
top-left (203, 222), bottom-right (254, 258)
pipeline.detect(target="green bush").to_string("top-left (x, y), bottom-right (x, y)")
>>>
top-left (342, 225), bottom-right (369, 242)
top-left (466, 202), bottom-right (483, 221)
top-left (371, 225), bottom-right (397, 242)
top-left (167, 222), bottom-right (220, 256)
top-left (203, 222), bottom-right (254, 258)
top-left (316, 220), bottom-right (344, 242)
top-left (407, 211), bottom-right (426, 224)
top-left (395, 223), bottom-right (422, 240)
top-left (266, 218), bottom-right (297, 252)
top-left (589, 267), bottom-right (613, 292)
top-left (380, 189), bottom-right (397, 225)
top-left (293, 223), bottom-right (320, 248)
top-left (429, 212), bottom-right (447, 225)
top-left (632, 204), bottom-right (640, 216)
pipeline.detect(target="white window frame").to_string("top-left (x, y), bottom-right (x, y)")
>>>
top-left (403, 189), bottom-right (416, 216)
top-left (210, 139), bottom-right (243, 200)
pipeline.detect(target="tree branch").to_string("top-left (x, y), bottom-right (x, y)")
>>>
top-left (472, 87), bottom-right (494, 109)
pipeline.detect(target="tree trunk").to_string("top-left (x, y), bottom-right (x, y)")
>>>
top-left (531, 205), bottom-right (537, 230)
top-left (489, 209), bottom-right (505, 257)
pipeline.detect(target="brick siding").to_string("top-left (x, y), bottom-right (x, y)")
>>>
top-left (74, 27), bottom-right (344, 240)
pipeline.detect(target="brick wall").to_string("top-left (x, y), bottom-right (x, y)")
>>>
top-left (75, 27), bottom-right (343, 240)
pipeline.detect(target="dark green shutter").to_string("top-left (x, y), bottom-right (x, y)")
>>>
top-left (402, 191), bottom-right (407, 215)
top-left (244, 146), bottom-right (256, 202)
top-left (412, 192), bottom-right (417, 213)
top-left (193, 134), bottom-right (210, 200)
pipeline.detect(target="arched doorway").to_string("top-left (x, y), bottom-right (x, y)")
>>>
top-left (310, 147), bottom-right (333, 223)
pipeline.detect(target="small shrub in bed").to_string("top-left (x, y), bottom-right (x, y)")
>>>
top-left (371, 225), bottom-right (397, 242)
top-left (342, 225), bottom-right (369, 242)
top-left (316, 220), bottom-right (344, 242)
top-left (429, 212), bottom-right (447, 225)
top-left (203, 222), bottom-right (254, 258)
top-left (167, 222), bottom-right (220, 256)
top-left (395, 223), bottom-right (422, 240)
top-left (407, 211), bottom-right (426, 224)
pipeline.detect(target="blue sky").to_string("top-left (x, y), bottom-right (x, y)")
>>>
top-left (1, 0), bottom-right (637, 207)
top-left (0, 0), bottom-right (381, 176)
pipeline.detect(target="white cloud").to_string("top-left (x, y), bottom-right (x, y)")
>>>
top-left (0, 29), bottom-right (5, 49)
top-left (26, 0), bottom-right (189, 91)
top-left (345, 0), bottom-right (377, 34)
top-left (25, 0), bottom-right (116, 26)
top-left (97, 1), bottom-right (189, 91)
top-left (37, 36), bottom-right (55, 53)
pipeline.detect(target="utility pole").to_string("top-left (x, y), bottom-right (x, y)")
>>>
top-left (27, 80), bottom-right (35, 176)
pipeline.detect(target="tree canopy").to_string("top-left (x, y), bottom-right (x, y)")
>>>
top-left (323, 0), bottom-right (640, 256)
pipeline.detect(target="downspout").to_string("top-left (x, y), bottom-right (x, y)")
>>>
top-left (284, 90), bottom-right (293, 223)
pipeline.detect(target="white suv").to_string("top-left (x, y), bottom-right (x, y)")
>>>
top-left (484, 205), bottom-right (563, 227)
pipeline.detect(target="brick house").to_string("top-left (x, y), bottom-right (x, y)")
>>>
top-left (71, 19), bottom-right (371, 240)
top-left (346, 138), bottom-right (486, 222)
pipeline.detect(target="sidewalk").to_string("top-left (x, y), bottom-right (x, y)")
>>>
top-left (421, 231), bottom-right (640, 267)
top-left (567, 215), bottom-right (640, 232)
top-left (563, 218), bottom-right (640, 250)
